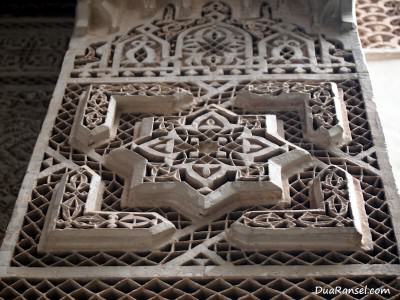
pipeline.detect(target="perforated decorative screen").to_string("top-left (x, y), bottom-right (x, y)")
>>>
top-left (1, 1), bottom-right (399, 299)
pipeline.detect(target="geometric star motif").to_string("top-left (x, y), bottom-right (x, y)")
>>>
top-left (112, 104), bottom-right (312, 220)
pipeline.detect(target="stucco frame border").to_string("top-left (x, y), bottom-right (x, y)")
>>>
top-left (1, 17), bottom-right (400, 279)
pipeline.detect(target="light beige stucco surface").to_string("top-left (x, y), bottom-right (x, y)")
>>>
top-left (366, 57), bottom-right (400, 194)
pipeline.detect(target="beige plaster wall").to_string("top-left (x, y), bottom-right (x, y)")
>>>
top-left (367, 57), bottom-right (400, 194)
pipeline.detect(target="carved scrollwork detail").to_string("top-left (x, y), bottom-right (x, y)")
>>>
top-left (317, 167), bottom-right (353, 226)
top-left (241, 211), bottom-right (342, 229)
top-left (144, 166), bottom-right (180, 183)
top-left (93, 83), bottom-right (191, 97)
top-left (122, 36), bottom-right (159, 67)
top-left (226, 165), bottom-right (372, 251)
top-left (74, 42), bottom-right (109, 67)
top-left (64, 80), bottom-right (361, 226)
top-left (243, 212), bottom-right (296, 228)
top-left (84, 91), bottom-right (109, 129)
top-left (201, 1), bottom-right (232, 21)
top-left (297, 212), bottom-right (338, 227)
top-left (63, 214), bottom-right (108, 229)
top-left (70, 90), bottom-right (311, 221)
top-left (132, 106), bottom-right (290, 194)
top-left (56, 169), bottom-right (91, 228)
top-left (71, 1), bottom-right (355, 78)
top-left (268, 35), bottom-right (310, 64)
top-left (38, 166), bottom-right (176, 253)
top-left (82, 83), bottom-right (193, 130)
top-left (235, 82), bottom-right (351, 148)
top-left (309, 87), bottom-right (336, 130)
top-left (4, 0), bottom-right (387, 270)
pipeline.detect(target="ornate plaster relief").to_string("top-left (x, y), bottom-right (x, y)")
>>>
top-left (1, 1), bottom-right (399, 297)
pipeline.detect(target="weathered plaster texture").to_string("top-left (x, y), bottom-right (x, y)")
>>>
top-left (1, 0), bottom-right (400, 298)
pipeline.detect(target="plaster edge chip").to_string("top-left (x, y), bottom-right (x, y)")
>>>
top-left (102, 131), bottom-right (313, 221)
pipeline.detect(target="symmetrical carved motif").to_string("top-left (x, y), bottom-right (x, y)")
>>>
top-left (3, 1), bottom-right (398, 285)
top-left (70, 83), bottom-right (194, 151)
top-left (35, 78), bottom-right (373, 252)
top-left (95, 110), bottom-right (310, 221)
top-left (357, 0), bottom-right (400, 48)
top-left (38, 167), bottom-right (175, 252)
top-left (72, 1), bottom-right (355, 78)
top-left (71, 81), bottom-right (351, 153)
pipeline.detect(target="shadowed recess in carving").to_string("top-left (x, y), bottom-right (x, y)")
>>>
top-left (234, 81), bottom-right (352, 148)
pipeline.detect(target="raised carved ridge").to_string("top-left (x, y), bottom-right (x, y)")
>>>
top-left (226, 166), bottom-right (373, 251)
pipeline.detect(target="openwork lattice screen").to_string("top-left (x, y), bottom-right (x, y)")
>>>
top-left (1, 0), bottom-right (400, 298)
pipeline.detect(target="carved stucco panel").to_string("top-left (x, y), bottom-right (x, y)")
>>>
top-left (37, 80), bottom-right (372, 252)
top-left (72, 1), bottom-right (356, 78)
top-left (1, 2), bottom-right (399, 293)
top-left (357, 0), bottom-right (400, 48)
